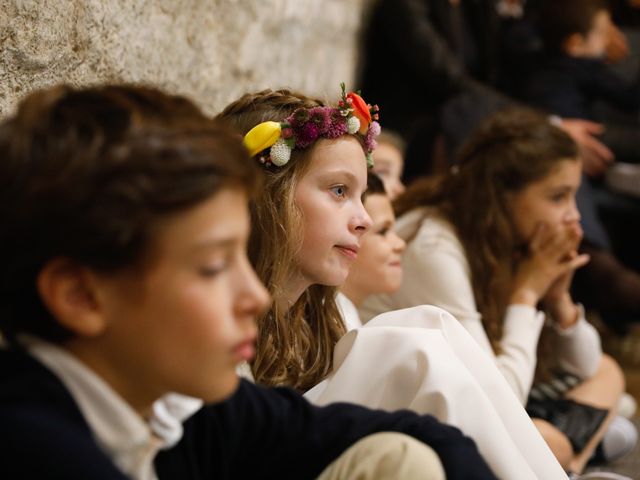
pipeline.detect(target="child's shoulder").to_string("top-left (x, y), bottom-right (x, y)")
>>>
top-left (543, 54), bottom-right (609, 76)
top-left (0, 347), bottom-right (74, 404)
top-left (0, 349), bottom-right (126, 478)
top-left (397, 207), bottom-right (459, 250)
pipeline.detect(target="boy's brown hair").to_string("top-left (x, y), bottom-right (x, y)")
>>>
top-left (0, 85), bottom-right (260, 344)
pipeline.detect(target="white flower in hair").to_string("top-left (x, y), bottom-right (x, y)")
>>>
top-left (347, 116), bottom-right (360, 135)
top-left (270, 138), bottom-right (292, 166)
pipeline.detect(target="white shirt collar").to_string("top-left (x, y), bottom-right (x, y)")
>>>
top-left (336, 292), bottom-right (363, 331)
top-left (21, 336), bottom-right (201, 480)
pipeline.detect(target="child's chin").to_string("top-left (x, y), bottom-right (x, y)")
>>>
top-left (328, 276), bottom-right (348, 287)
top-left (315, 270), bottom-right (349, 288)
top-left (205, 375), bottom-right (240, 404)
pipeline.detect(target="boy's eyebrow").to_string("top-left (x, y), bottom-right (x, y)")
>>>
top-left (544, 185), bottom-right (574, 193)
top-left (191, 237), bottom-right (240, 251)
top-left (375, 218), bottom-right (393, 228)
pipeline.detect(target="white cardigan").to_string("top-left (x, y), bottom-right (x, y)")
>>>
top-left (360, 207), bottom-right (602, 404)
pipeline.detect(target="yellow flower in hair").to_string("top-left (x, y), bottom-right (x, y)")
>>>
top-left (243, 121), bottom-right (282, 157)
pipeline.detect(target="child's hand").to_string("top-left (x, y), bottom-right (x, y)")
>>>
top-left (543, 225), bottom-right (582, 298)
top-left (558, 119), bottom-right (614, 177)
top-left (541, 224), bottom-right (589, 328)
top-left (510, 223), bottom-right (589, 308)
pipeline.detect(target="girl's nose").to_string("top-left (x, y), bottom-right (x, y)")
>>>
top-left (352, 202), bottom-right (372, 234)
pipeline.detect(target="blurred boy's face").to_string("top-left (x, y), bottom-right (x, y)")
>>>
top-left (90, 188), bottom-right (269, 408)
top-left (572, 9), bottom-right (612, 58)
top-left (372, 143), bottom-right (405, 200)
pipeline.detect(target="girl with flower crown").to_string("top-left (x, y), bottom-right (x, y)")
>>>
top-left (218, 86), bottom-right (375, 391)
top-left (216, 88), bottom-right (569, 479)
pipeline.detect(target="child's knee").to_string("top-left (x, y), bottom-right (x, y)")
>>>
top-left (533, 418), bottom-right (574, 469)
top-left (317, 432), bottom-right (445, 480)
top-left (598, 353), bottom-right (625, 393)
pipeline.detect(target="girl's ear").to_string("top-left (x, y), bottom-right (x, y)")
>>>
top-left (563, 33), bottom-right (587, 57)
top-left (36, 258), bottom-right (108, 337)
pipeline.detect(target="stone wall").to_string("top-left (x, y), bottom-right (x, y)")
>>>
top-left (0, 0), bottom-right (369, 117)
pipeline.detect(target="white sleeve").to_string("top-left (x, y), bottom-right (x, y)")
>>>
top-left (398, 222), bottom-right (544, 403)
top-left (549, 306), bottom-right (602, 379)
top-left (501, 305), bottom-right (546, 403)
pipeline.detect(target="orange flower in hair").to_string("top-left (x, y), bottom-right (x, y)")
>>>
top-left (346, 92), bottom-right (371, 135)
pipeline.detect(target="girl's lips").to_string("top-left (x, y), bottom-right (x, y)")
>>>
top-left (335, 245), bottom-right (359, 260)
top-left (232, 338), bottom-right (256, 362)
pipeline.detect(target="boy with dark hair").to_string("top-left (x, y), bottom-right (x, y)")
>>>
top-left (526, 0), bottom-right (639, 154)
top-left (0, 84), bottom-right (496, 479)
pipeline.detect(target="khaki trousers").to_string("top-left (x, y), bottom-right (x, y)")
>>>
top-left (317, 432), bottom-right (446, 480)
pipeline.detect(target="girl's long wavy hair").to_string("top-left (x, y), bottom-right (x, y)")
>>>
top-left (217, 89), bottom-right (345, 391)
top-left (394, 108), bottom-right (579, 352)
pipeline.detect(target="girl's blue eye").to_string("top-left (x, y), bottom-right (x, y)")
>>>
top-left (331, 185), bottom-right (346, 197)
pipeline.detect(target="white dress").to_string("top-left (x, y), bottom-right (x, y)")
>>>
top-left (306, 303), bottom-right (567, 479)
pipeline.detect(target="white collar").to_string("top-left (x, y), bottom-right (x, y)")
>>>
top-left (336, 292), bottom-right (363, 331)
top-left (22, 336), bottom-right (201, 480)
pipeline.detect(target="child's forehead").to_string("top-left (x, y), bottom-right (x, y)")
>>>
top-left (147, 188), bottom-right (250, 253)
top-left (307, 138), bottom-right (367, 169)
top-left (374, 148), bottom-right (403, 166)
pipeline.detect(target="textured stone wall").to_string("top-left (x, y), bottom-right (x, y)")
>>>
top-left (0, 0), bottom-right (368, 117)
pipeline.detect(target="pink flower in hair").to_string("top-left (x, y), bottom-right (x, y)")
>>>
top-left (289, 108), bottom-right (310, 127)
top-left (325, 111), bottom-right (348, 138)
top-left (296, 122), bottom-right (320, 148)
top-left (368, 121), bottom-right (381, 137)
top-left (364, 121), bottom-right (381, 152)
top-left (365, 138), bottom-right (378, 152)
top-left (309, 107), bottom-right (331, 134)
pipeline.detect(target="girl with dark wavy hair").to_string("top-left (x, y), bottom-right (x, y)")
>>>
top-left (361, 107), bottom-right (628, 474)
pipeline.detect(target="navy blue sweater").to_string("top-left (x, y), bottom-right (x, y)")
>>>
top-left (524, 55), bottom-right (640, 120)
top-left (0, 348), bottom-right (496, 479)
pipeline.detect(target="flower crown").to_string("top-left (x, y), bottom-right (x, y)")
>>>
top-left (243, 83), bottom-right (380, 168)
